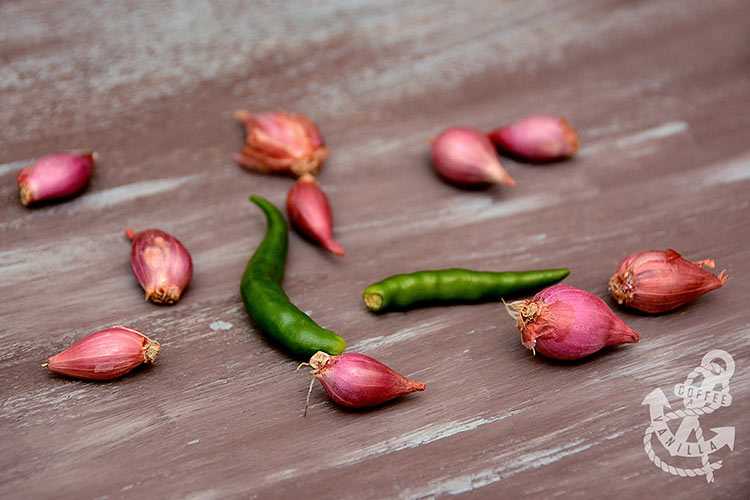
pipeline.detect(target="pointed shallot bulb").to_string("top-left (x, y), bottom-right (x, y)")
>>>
top-left (286, 174), bottom-right (345, 257)
top-left (609, 249), bottom-right (729, 313)
top-left (300, 351), bottom-right (425, 415)
top-left (505, 284), bottom-right (640, 360)
top-left (488, 115), bottom-right (579, 162)
top-left (126, 228), bottom-right (193, 304)
top-left (45, 326), bottom-right (160, 380)
top-left (233, 110), bottom-right (330, 177)
top-left (17, 151), bottom-right (96, 206)
top-left (430, 127), bottom-right (515, 186)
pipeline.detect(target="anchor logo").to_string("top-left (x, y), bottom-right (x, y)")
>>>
top-left (642, 349), bottom-right (735, 483)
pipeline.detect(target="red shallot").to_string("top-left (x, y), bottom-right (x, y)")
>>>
top-left (299, 351), bottom-right (425, 415)
top-left (609, 249), bottom-right (729, 313)
top-left (286, 174), bottom-right (345, 257)
top-left (488, 115), bottom-right (579, 162)
top-left (430, 127), bottom-right (515, 186)
top-left (17, 151), bottom-right (96, 206)
top-left (234, 110), bottom-right (330, 177)
top-left (45, 326), bottom-right (160, 380)
top-left (505, 284), bottom-right (640, 360)
top-left (126, 228), bottom-right (193, 304)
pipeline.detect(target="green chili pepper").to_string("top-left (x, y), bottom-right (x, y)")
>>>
top-left (241, 195), bottom-right (346, 359)
top-left (362, 267), bottom-right (570, 312)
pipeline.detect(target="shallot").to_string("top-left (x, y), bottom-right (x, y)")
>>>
top-left (234, 110), bottom-right (330, 177)
top-left (505, 284), bottom-right (640, 360)
top-left (126, 228), bottom-right (193, 304)
top-left (488, 115), bottom-right (579, 162)
top-left (300, 351), bottom-right (425, 415)
top-left (430, 127), bottom-right (515, 186)
top-left (45, 326), bottom-right (160, 380)
top-left (287, 174), bottom-right (345, 256)
top-left (609, 249), bottom-right (728, 313)
top-left (17, 152), bottom-right (96, 206)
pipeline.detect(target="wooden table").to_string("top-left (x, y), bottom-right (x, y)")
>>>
top-left (2, 1), bottom-right (748, 498)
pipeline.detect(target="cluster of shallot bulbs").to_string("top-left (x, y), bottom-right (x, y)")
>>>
top-left (234, 110), bottom-right (345, 257)
top-left (18, 153), bottom-right (195, 381)
top-left (16, 154), bottom-right (195, 307)
top-left (29, 109), bottom-right (424, 417)
top-left (21, 107), bottom-right (730, 416)
top-left (234, 110), bottom-right (427, 414)
top-left (430, 115), bottom-right (579, 188)
top-left (504, 249), bottom-right (728, 361)
top-left (426, 115), bottom-right (730, 362)
top-left (16, 138), bottom-right (195, 383)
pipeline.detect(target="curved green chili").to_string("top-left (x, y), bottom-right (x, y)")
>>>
top-left (241, 195), bottom-right (346, 359)
top-left (363, 267), bottom-right (570, 312)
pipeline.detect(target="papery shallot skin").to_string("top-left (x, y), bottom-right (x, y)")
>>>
top-left (488, 116), bottom-right (579, 162)
top-left (431, 127), bottom-right (515, 186)
top-left (17, 152), bottom-right (96, 206)
top-left (609, 249), bottom-right (728, 313)
top-left (46, 326), bottom-right (160, 380)
top-left (287, 174), bottom-right (345, 257)
top-left (234, 110), bottom-right (330, 177)
top-left (126, 228), bottom-right (193, 304)
top-left (506, 284), bottom-right (640, 360)
top-left (309, 351), bottom-right (425, 408)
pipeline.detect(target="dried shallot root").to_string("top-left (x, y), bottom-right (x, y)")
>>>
top-left (287, 174), bottom-right (345, 257)
top-left (45, 326), bottom-right (160, 381)
top-left (126, 228), bottom-right (193, 304)
top-left (17, 151), bottom-right (96, 206)
top-left (505, 284), bottom-right (640, 360)
top-left (430, 126), bottom-right (515, 187)
top-left (609, 249), bottom-right (729, 313)
top-left (233, 109), bottom-right (330, 177)
top-left (299, 351), bottom-right (425, 416)
top-left (488, 115), bottom-right (579, 162)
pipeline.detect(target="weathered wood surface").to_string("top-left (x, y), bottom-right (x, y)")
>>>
top-left (1, 1), bottom-right (748, 498)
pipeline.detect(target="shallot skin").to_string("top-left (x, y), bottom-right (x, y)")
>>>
top-left (507, 284), bottom-right (640, 360)
top-left (308, 351), bottom-right (425, 408)
top-left (17, 152), bottom-right (96, 206)
top-left (126, 228), bottom-right (193, 304)
top-left (609, 249), bottom-right (729, 313)
top-left (46, 326), bottom-right (160, 381)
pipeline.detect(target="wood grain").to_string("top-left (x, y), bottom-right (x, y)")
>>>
top-left (1, 1), bottom-right (748, 498)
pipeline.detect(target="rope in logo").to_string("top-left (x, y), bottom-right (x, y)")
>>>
top-left (642, 350), bottom-right (734, 483)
